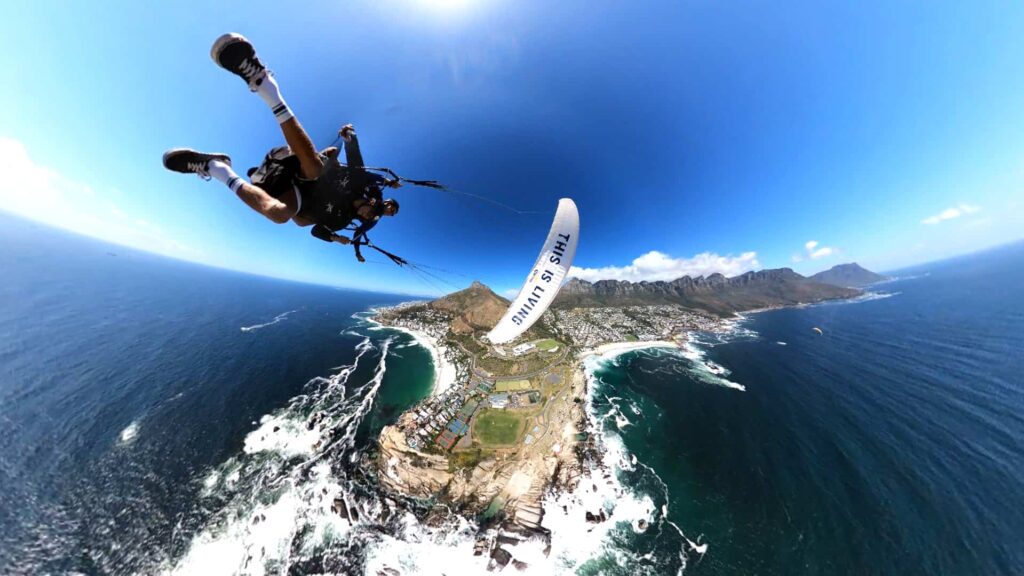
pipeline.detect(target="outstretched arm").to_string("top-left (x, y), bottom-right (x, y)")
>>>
top-left (350, 219), bottom-right (379, 247)
top-left (311, 223), bottom-right (364, 261)
top-left (340, 124), bottom-right (371, 195)
top-left (311, 224), bottom-right (352, 245)
top-left (311, 224), bottom-right (335, 242)
top-left (340, 125), bottom-right (365, 169)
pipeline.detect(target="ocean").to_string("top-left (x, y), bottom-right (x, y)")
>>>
top-left (0, 216), bottom-right (434, 573)
top-left (586, 242), bottom-right (1024, 575)
top-left (1, 212), bottom-right (1021, 575)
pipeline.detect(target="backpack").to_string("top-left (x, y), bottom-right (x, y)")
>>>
top-left (247, 145), bottom-right (302, 199)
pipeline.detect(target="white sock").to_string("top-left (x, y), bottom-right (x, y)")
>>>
top-left (208, 160), bottom-right (245, 193)
top-left (255, 73), bottom-right (294, 124)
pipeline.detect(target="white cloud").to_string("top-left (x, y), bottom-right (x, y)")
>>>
top-left (796, 239), bottom-right (836, 261)
top-left (921, 203), bottom-right (981, 225)
top-left (810, 246), bottom-right (833, 259)
top-left (0, 136), bottom-right (201, 260)
top-left (569, 250), bottom-right (760, 283)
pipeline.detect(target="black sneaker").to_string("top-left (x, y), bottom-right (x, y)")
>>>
top-left (162, 149), bottom-right (231, 179)
top-left (210, 33), bottom-right (268, 91)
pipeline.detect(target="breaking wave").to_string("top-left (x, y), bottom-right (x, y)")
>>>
top-left (118, 420), bottom-right (140, 446)
top-left (161, 313), bottom-right (709, 575)
top-left (240, 309), bottom-right (299, 333)
top-left (165, 330), bottom-right (396, 574)
top-left (568, 351), bottom-right (710, 575)
top-left (674, 339), bottom-right (747, 392)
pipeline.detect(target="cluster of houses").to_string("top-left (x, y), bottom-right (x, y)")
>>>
top-left (399, 380), bottom-right (496, 451)
top-left (546, 305), bottom-right (723, 347)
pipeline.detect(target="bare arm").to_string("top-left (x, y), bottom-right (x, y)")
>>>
top-left (311, 224), bottom-right (353, 245)
top-left (340, 124), bottom-right (371, 194)
top-left (340, 124), bottom-right (364, 168)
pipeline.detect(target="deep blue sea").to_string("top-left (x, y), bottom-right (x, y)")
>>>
top-left (2, 211), bottom-right (1022, 575)
top-left (0, 215), bottom-right (436, 573)
top-left (588, 242), bottom-right (1024, 575)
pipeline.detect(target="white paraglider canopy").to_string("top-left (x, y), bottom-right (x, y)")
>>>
top-left (486, 198), bottom-right (580, 344)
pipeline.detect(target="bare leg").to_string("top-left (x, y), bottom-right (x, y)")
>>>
top-left (235, 181), bottom-right (295, 224)
top-left (278, 117), bottom-right (323, 179)
top-left (210, 34), bottom-right (325, 180)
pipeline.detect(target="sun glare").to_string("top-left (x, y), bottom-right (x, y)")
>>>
top-left (416, 0), bottom-right (474, 13)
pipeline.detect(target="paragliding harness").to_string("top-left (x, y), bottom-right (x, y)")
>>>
top-left (246, 144), bottom-right (446, 268)
top-left (246, 145), bottom-right (301, 199)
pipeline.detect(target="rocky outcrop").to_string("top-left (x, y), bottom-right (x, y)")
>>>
top-left (556, 268), bottom-right (860, 314)
top-left (377, 423), bottom-right (453, 497)
top-left (376, 369), bottom-right (589, 529)
top-left (378, 428), bottom-right (565, 517)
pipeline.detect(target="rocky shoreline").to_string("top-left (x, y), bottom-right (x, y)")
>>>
top-left (368, 302), bottom-right (599, 569)
top-left (365, 283), bottom-right (754, 571)
top-left (375, 367), bottom-right (589, 509)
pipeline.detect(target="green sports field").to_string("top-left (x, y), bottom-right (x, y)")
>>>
top-left (535, 338), bottom-right (560, 351)
top-left (473, 409), bottom-right (526, 445)
top-left (494, 379), bottom-right (532, 393)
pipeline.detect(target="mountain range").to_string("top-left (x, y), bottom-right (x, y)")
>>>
top-left (431, 263), bottom-right (884, 321)
top-left (554, 268), bottom-right (860, 315)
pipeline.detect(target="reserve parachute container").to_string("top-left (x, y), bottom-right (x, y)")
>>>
top-left (486, 198), bottom-right (580, 344)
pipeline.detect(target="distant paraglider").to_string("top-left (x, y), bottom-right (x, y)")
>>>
top-left (812, 327), bottom-right (824, 335)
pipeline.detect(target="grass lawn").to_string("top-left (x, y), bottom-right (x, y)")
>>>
top-left (449, 448), bottom-right (487, 471)
top-left (473, 409), bottom-right (526, 446)
top-left (535, 338), bottom-right (560, 351)
top-left (477, 353), bottom-right (552, 376)
top-left (495, 379), bottom-right (532, 393)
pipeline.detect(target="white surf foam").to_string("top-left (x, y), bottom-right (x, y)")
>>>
top-left (166, 334), bottom-right (391, 575)
top-left (316, 336), bottom-right (701, 575)
top-left (243, 413), bottom-right (321, 458)
top-left (240, 309), bottom-right (299, 333)
top-left (118, 420), bottom-right (140, 445)
top-left (170, 312), bottom-right (702, 575)
top-left (527, 354), bottom-right (707, 574)
top-left (676, 339), bottom-right (746, 391)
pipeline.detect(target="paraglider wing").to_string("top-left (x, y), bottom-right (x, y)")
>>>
top-left (812, 327), bottom-right (824, 335)
top-left (486, 198), bottom-right (580, 344)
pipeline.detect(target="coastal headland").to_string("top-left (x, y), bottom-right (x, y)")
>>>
top-left (367, 267), bottom-right (869, 570)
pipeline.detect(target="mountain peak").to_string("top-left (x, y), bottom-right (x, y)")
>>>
top-left (429, 281), bottom-right (508, 334)
top-left (809, 263), bottom-right (887, 288)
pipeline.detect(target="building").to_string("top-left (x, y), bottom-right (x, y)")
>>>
top-left (489, 393), bottom-right (509, 409)
top-left (513, 342), bottom-right (536, 356)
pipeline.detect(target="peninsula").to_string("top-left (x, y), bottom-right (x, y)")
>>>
top-left (369, 266), bottom-right (872, 569)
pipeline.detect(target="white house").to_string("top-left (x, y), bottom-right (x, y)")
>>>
top-left (512, 342), bottom-right (536, 357)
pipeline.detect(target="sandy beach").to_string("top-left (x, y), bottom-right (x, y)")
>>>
top-left (368, 320), bottom-right (457, 397)
top-left (583, 340), bottom-right (679, 359)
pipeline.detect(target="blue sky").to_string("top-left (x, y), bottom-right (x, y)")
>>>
top-left (2, 0), bottom-right (1022, 295)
